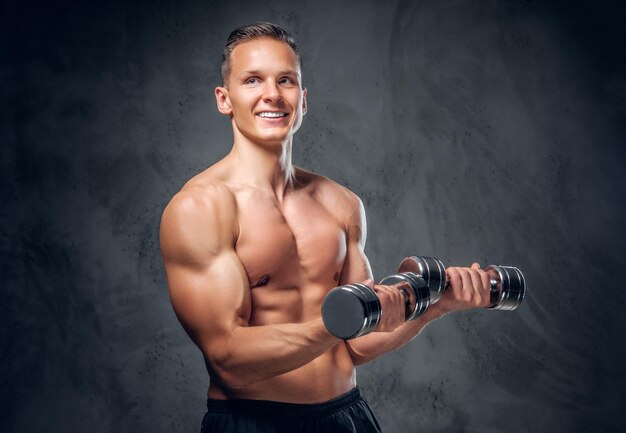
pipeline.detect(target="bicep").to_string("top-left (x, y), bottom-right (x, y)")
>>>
top-left (338, 195), bottom-right (374, 285)
top-left (159, 188), bottom-right (249, 358)
top-left (164, 250), bottom-right (251, 354)
top-left (339, 238), bottom-right (374, 285)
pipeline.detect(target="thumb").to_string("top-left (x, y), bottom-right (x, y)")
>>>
top-left (471, 262), bottom-right (481, 270)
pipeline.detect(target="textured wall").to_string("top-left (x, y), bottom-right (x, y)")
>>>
top-left (2, 0), bottom-right (625, 432)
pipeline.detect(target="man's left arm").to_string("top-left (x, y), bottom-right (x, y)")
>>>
top-left (339, 196), bottom-right (490, 365)
top-left (338, 217), bottom-right (446, 364)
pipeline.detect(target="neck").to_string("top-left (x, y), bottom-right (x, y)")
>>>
top-left (227, 129), bottom-right (295, 201)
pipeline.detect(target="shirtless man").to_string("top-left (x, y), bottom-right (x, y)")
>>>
top-left (159, 22), bottom-right (493, 433)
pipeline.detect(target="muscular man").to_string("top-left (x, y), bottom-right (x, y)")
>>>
top-left (160, 22), bottom-right (493, 433)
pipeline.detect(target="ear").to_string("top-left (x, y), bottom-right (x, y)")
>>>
top-left (302, 87), bottom-right (308, 116)
top-left (214, 86), bottom-right (232, 115)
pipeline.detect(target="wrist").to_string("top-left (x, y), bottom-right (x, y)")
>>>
top-left (422, 303), bottom-right (450, 320)
top-left (311, 318), bottom-right (342, 343)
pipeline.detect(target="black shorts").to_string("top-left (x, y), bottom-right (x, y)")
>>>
top-left (200, 387), bottom-right (382, 433)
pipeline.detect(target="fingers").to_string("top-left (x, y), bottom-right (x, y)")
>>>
top-left (446, 267), bottom-right (463, 298)
top-left (469, 264), bottom-right (491, 306)
top-left (444, 264), bottom-right (491, 310)
top-left (458, 268), bottom-right (481, 307)
top-left (467, 268), bottom-right (488, 307)
top-left (479, 270), bottom-right (491, 305)
top-left (375, 284), bottom-right (405, 310)
top-left (458, 268), bottom-right (476, 304)
top-left (372, 283), bottom-right (406, 332)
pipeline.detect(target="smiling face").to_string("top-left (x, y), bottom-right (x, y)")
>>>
top-left (215, 37), bottom-right (307, 148)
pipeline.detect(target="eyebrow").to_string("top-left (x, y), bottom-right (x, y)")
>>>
top-left (239, 70), bottom-right (299, 77)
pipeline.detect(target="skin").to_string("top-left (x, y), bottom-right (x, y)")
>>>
top-left (159, 37), bottom-right (493, 403)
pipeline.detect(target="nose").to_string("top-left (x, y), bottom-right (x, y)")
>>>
top-left (262, 80), bottom-right (282, 103)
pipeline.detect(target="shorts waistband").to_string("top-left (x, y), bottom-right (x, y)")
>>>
top-left (206, 387), bottom-right (361, 417)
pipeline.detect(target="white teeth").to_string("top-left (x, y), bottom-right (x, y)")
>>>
top-left (257, 112), bottom-right (287, 118)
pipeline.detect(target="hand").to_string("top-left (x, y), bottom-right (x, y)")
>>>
top-left (435, 263), bottom-right (492, 314)
top-left (359, 278), bottom-right (407, 332)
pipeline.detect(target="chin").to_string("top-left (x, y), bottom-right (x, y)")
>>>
top-left (237, 123), bottom-right (297, 147)
top-left (255, 129), bottom-right (293, 145)
top-left (260, 136), bottom-right (290, 148)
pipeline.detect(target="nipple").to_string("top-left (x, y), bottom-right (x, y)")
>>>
top-left (252, 274), bottom-right (271, 288)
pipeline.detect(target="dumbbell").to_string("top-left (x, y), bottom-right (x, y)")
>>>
top-left (321, 256), bottom-right (525, 339)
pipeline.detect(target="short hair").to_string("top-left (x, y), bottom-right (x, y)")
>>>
top-left (221, 21), bottom-right (302, 86)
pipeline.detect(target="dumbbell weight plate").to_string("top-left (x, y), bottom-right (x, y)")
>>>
top-left (321, 283), bottom-right (381, 339)
top-left (485, 265), bottom-right (525, 310)
top-left (397, 256), bottom-right (447, 304)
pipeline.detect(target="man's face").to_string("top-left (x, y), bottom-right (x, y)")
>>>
top-left (215, 38), bottom-right (307, 147)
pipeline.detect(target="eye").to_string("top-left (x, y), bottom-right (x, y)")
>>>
top-left (279, 77), bottom-right (296, 86)
top-left (245, 77), bottom-right (261, 85)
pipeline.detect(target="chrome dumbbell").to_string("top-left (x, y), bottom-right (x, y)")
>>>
top-left (321, 256), bottom-right (525, 339)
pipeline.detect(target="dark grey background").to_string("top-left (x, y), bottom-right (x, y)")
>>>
top-left (2, 0), bottom-right (625, 432)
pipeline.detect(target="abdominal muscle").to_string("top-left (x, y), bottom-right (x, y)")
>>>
top-left (206, 283), bottom-right (357, 403)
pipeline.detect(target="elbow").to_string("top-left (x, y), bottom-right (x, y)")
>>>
top-left (214, 367), bottom-right (250, 390)
top-left (345, 342), bottom-right (369, 366)
top-left (206, 351), bottom-right (252, 390)
top-left (349, 352), bottom-right (369, 366)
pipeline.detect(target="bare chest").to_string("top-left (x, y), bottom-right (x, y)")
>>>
top-left (234, 190), bottom-right (347, 296)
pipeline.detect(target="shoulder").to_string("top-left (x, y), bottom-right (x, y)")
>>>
top-left (294, 167), bottom-right (366, 228)
top-left (160, 180), bottom-right (238, 263)
top-left (295, 167), bottom-right (362, 203)
top-left (166, 159), bottom-right (240, 220)
top-left (163, 180), bottom-right (236, 227)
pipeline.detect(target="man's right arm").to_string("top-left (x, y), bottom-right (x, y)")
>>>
top-left (159, 184), bottom-right (339, 390)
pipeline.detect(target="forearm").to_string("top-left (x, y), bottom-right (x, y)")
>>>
top-left (207, 318), bottom-right (339, 388)
top-left (346, 306), bottom-right (448, 365)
